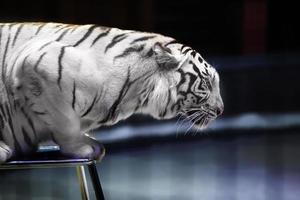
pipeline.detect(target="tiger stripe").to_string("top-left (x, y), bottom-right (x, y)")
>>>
top-left (0, 113), bottom-right (4, 128)
top-left (180, 44), bottom-right (189, 52)
top-left (38, 41), bottom-right (54, 51)
top-left (0, 104), bottom-right (7, 121)
top-left (8, 44), bottom-right (30, 78)
top-left (57, 46), bottom-right (66, 90)
top-left (73, 25), bottom-right (98, 47)
top-left (20, 107), bottom-right (37, 141)
top-left (198, 56), bottom-right (203, 63)
top-left (105, 33), bottom-right (129, 53)
top-left (56, 29), bottom-right (70, 41)
top-left (114, 44), bottom-right (145, 60)
top-left (11, 24), bottom-right (24, 47)
top-left (4, 103), bottom-right (22, 154)
top-left (165, 40), bottom-right (178, 46)
top-left (0, 128), bottom-right (3, 142)
top-left (0, 25), bottom-right (3, 46)
top-left (21, 127), bottom-right (34, 147)
top-left (91, 28), bottom-right (111, 46)
top-left (72, 81), bottom-right (76, 110)
top-left (2, 32), bottom-right (11, 81)
top-left (191, 61), bottom-right (204, 79)
top-left (130, 35), bottom-right (156, 44)
top-left (32, 110), bottom-right (47, 115)
top-left (81, 92), bottom-right (98, 117)
top-left (191, 50), bottom-right (196, 58)
top-left (182, 47), bottom-right (192, 55)
top-left (99, 68), bottom-right (131, 123)
top-left (35, 24), bottom-right (46, 35)
top-left (34, 52), bottom-right (47, 73)
top-left (99, 67), bottom-right (155, 124)
top-left (54, 25), bottom-right (69, 34)
top-left (146, 48), bottom-right (154, 57)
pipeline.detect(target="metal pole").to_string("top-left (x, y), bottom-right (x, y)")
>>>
top-left (88, 162), bottom-right (105, 200)
top-left (76, 165), bottom-right (90, 200)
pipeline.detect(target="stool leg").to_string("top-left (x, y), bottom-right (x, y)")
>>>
top-left (76, 165), bottom-right (90, 200)
top-left (88, 162), bottom-right (105, 200)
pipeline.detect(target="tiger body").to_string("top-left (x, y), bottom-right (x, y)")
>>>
top-left (0, 23), bottom-right (223, 162)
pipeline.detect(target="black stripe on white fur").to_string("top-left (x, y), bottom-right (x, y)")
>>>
top-left (114, 44), bottom-right (145, 60)
top-left (35, 24), bottom-right (46, 35)
top-left (130, 35), bottom-right (156, 45)
top-left (81, 92), bottom-right (99, 117)
top-left (20, 107), bottom-right (37, 143)
top-left (105, 33), bottom-right (129, 53)
top-left (73, 25), bottom-right (98, 47)
top-left (12, 24), bottom-right (24, 47)
top-left (72, 81), bottom-right (77, 110)
top-left (57, 46), bottom-right (66, 90)
top-left (91, 28), bottom-right (111, 46)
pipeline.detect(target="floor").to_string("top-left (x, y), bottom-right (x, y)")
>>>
top-left (0, 130), bottom-right (300, 200)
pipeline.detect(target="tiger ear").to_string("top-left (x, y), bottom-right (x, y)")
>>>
top-left (153, 43), bottom-right (180, 70)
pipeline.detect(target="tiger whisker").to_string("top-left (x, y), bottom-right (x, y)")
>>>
top-left (175, 112), bottom-right (186, 138)
top-left (177, 110), bottom-right (201, 136)
top-left (184, 115), bottom-right (200, 136)
top-left (175, 111), bottom-right (186, 125)
top-left (183, 111), bottom-right (203, 136)
top-left (189, 113), bottom-right (207, 136)
top-left (194, 113), bottom-right (206, 127)
top-left (177, 111), bottom-right (198, 134)
top-left (179, 111), bottom-right (199, 124)
top-left (188, 108), bottom-right (216, 117)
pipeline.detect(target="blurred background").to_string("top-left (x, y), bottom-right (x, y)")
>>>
top-left (1, 0), bottom-right (300, 199)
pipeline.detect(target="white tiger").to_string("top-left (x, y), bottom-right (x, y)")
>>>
top-left (0, 23), bottom-right (223, 163)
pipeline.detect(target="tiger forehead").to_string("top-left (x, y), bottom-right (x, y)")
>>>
top-left (183, 56), bottom-right (215, 79)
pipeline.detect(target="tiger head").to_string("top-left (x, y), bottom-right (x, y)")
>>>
top-left (144, 41), bottom-right (224, 129)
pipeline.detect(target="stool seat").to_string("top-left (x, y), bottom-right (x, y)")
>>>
top-left (0, 146), bottom-right (105, 200)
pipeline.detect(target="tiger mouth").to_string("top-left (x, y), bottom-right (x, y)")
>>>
top-left (183, 107), bottom-right (217, 129)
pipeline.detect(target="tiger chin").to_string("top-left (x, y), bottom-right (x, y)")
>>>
top-left (0, 23), bottom-right (223, 163)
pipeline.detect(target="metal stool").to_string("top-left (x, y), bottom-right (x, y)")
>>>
top-left (0, 146), bottom-right (105, 200)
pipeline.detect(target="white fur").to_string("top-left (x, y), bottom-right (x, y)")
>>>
top-left (0, 23), bottom-right (223, 162)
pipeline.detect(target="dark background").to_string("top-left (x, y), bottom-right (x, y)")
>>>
top-left (1, 0), bottom-right (299, 116)
top-left (1, 1), bottom-right (300, 200)
top-left (1, 0), bottom-right (299, 54)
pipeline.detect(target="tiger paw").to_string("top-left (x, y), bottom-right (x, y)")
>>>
top-left (0, 141), bottom-right (12, 163)
top-left (77, 143), bottom-right (105, 161)
top-left (61, 143), bottom-right (105, 161)
top-left (92, 143), bottom-right (105, 162)
top-left (83, 135), bottom-right (106, 161)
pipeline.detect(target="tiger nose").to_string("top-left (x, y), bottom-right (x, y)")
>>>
top-left (216, 107), bottom-right (223, 116)
top-left (216, 104), bottom-right (224, 116)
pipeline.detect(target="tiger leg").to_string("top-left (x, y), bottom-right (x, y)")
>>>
top-left (81, 134), bottom-right (105, 161)
top-left (42, 106), bottom-right (105, 160)
top-left (45, 104), bottom-right (104, 160)
top-left (10, 42), bottom-right (104, 159)
top-left (17, 75), bottom-right (104, 160)
top-left (55, 133), bottom-right (105, 160)
top-left (21, 75), bottom-right (105, 159)
top-left (0, 141), bottom-right (12, 163)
